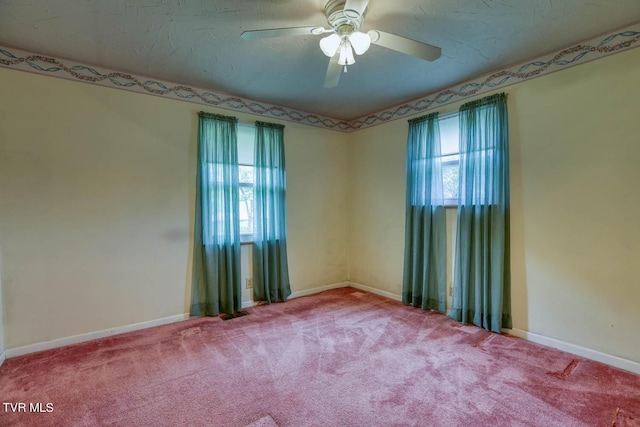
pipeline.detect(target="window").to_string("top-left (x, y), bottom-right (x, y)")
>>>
top-left (238, 124), bottom-right (255, 242)
top-left (439, 114), bottom-right (460, 206)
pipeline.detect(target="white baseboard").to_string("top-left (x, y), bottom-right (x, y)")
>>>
top-left (503, 327), bottom-right (640, 375)
top-left (241, 300), bottom-right (255, 309)
top-left (347, 282), bottom-right (640, 375)
top-left (5, 313), bottom-right (190, 359)
top-left (288, 281), bottom-right (350, 300)
top-left (3, 285), bottom-right (347, 360)
top-left (6, 286), bottom-right (637, 377)
top-left (243, 282), bottom-right (350, 307)
top-left (348, 281), bottom-right (402, 302)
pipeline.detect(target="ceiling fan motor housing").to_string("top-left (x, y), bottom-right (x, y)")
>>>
top-left (324, 0), bottom-right (366, 31)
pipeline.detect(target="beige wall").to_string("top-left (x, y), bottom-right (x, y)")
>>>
top-left (1, 46), bottom-right (638, 365)
top-left (348, 47), bottom-right (640, 363)
top-left (0, 244), bottom-right (4, 356)
top-left (507, 48), bottom-right (640, 362)
top-left (0, 67), bottom-right (349, 349)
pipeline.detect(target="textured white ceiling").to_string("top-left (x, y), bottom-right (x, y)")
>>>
top-left (1, 1), bottom-right (639, 120)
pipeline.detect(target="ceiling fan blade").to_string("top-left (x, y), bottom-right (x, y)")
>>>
top-left (344, 0), bottom-right (369, 19)
top-left (241, 26), bottom-right (327, 40)
top-left (368, 30), bottom-right (441, 62)
top-left (323, 55), bottom-right (342, 88)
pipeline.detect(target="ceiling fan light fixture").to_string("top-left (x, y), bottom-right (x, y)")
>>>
top-left (349, 31), bottom-right (371, 55)
top-left (319, 33), bottom-right (341, 57)
top-left (338, 42), bottom-right (356, 66)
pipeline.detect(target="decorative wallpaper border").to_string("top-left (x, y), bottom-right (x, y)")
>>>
top-left (0, 46), bottom-right (352, 132)
top-left (1, 22), bottom-right (639, 132)
top-left (348, 23), bottom-right (640, 131)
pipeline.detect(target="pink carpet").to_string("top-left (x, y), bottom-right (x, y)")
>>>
top-left (1, 288), bottom-right (639, 426)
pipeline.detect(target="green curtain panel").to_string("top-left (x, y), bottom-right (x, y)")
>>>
top-left (253, 121), bottom-right (292, 303)
top-left (191, 112), bottom-right (242, 316)
top-left (450, 93), bottom-right (512, 332)
top-left (402, 112), bottom-right (447, 312)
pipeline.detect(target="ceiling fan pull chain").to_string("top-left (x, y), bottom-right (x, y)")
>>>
top-left (343, 65), bottom-right (348, 74)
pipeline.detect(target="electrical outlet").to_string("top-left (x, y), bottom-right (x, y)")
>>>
top-left (245, 278), bottom-right (252, 289)
top-left (449, 283), bottom-right (453, 297)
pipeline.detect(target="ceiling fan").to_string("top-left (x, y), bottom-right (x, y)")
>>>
top-left (241, 0), bottom-right (441, 88)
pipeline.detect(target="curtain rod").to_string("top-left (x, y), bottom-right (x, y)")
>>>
top-left (408, 110), bottom-right (458, 123)
top-left (409, 92), bottom-right (507, 122)
top-left (437, 110), bottom-right (459, 120)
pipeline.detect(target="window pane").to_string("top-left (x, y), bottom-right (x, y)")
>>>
top-left (239, 165), bottom-right (254, 184)
top-left (442, 162), bottom-right (459, 201)
top-left (239, 124), bottom-right (255, 237)
top-left (438, 114), bottom-right (460, 204)
top-left (238, 124), bottom-right (255, 165)
top-left (239, 184), bottom-right (254, 235)
top-left (440, 115), bottom-right (459, 155)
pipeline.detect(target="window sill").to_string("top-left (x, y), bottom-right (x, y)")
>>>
top-left (240, 235), bottom-right (253, 245)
